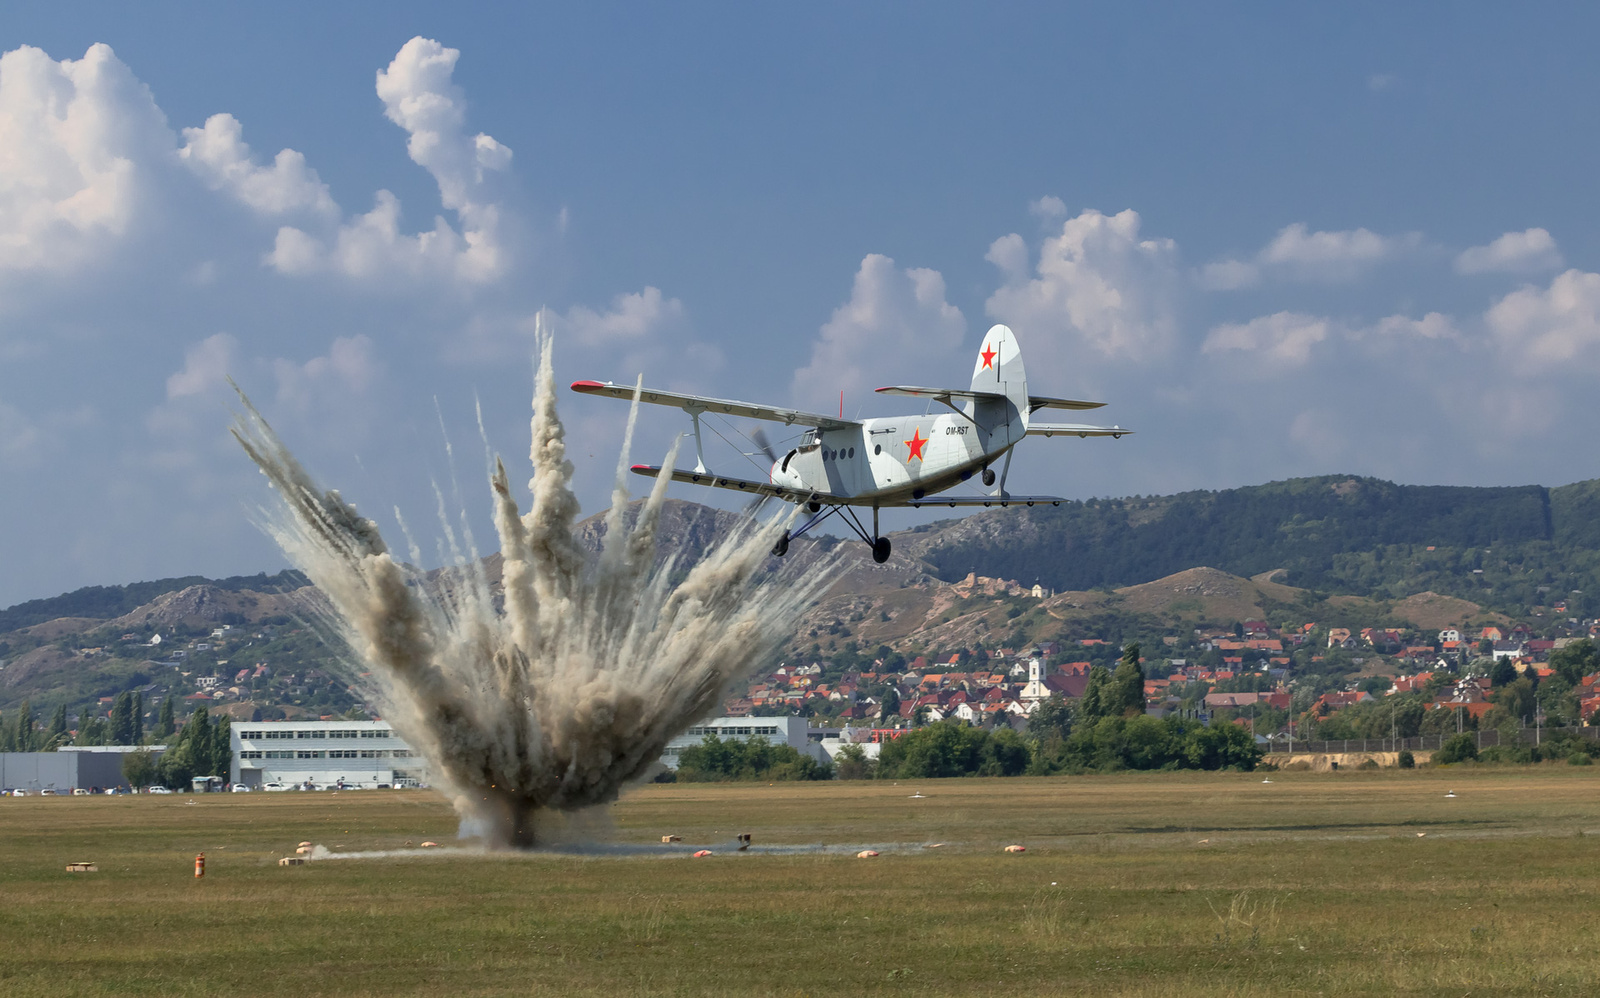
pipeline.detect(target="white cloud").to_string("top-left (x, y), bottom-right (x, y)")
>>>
top-left (1367, 73), bottom-right (1397, 93)
top-left (1455, 227), bottom-right (1563, 275)
top-left (1366, 311), bottom-right (1459, 341)
top-left (178, 113), bottom-right (336, 218)
top-left (166, 332), bottom-right (238, 399)
top-left (1200, 223), bottom-right (1420, 289)
top-left (792, 254), bottom-right (965, 408)
top-left (0, 43), bottom-right (172, 272)
top-left (985, 208), bottom-right (1180, 360)
top-left (272, 335), bottom-right (377, 411)
top-left (1029, 195), bottom-right (1067, 219)
top-left (1485, 269), bottom-right (1600, 373)
top-left (558, 287), bottom-right (686, 344)
top-left (1202, 311), bottom-right (1331, 365)
top-left (1258, 223), bottom-right (1415, 281)
top-left (1196, 258), bottom-right (1260, 291)
top-left (268, 36), bottom-right (512, 285)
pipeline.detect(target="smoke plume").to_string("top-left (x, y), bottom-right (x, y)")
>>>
top-left (231, 332), bottom-right (829, 847)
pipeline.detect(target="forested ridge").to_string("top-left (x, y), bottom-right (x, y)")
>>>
top-left (919, 475), bottom-right (1600, 615)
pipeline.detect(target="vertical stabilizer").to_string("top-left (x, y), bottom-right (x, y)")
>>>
top-left (971, 324), bottom-right (1029, 429)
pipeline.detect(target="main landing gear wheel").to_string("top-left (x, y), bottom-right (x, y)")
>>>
top-left (982, 468), bottom-right (996, 487)
top-left (872, 537), bottom-right (892, 564)
top-left (772, 530), bottom-right (790, 557)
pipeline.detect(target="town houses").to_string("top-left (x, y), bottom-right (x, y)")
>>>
top-left (727, 610), bottom-right (1600, 741)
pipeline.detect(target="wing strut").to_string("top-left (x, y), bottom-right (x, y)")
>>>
top-left (688, 409), bottom-right (708, 473)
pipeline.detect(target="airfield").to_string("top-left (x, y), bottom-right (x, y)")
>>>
top-left (3, 771), bottom-right (1597, 996)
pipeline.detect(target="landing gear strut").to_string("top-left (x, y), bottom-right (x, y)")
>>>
top-left (768, 499), bottom-right (891, 563)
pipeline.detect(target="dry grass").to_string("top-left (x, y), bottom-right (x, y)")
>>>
top-left (2, 769), bottom-right (1598, 996)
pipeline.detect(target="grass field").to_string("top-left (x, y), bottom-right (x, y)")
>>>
top-left (3, 769), bottom-right (1599, 996)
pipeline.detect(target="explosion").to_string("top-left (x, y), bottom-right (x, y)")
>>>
top-left (232, 334), bottom-right (828, 847)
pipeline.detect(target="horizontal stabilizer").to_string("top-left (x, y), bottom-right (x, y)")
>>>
top-left (875, 385), bottom-right (1007, 404)
top-left (1028, 395), bottom-right (1105, 411)
top-left (905, 494), bottom-right (1064, 508)
top-left (1027, 422), bottom-right (1133, 439)
top-left (574, 381), bottom-right (858, 431)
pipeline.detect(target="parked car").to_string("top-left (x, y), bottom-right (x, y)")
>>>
top-left (10, 789), bottom-right (26, 797)
top-left (261, 782), bottom-right (289, 792)
top-left (145, 786), bottom-right (172, 794)
top-left (229, 783), bottom-right (250, 793)
top-left (38, 788), bottom-right (57, 796)
top-left (72, 788), bottom-right (90, 796)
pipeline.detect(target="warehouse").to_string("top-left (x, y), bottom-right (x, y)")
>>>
top-left (230, 720), bottom-right (427, 789)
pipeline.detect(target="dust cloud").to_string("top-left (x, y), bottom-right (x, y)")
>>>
top-left (232, 331), bottom-right (830, 847)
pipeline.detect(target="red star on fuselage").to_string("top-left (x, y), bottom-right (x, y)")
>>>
top-left (905, 427), bottom-right (929, 462)
top-left (980, 343), bottom-right (997, 370)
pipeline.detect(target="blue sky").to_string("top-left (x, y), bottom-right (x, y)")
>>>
top-left (2, 4), bottom-right (1598, 607)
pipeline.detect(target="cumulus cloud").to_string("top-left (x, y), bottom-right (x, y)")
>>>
top-left (166, 332), bottom-right (238, 399)
top-left (268, 37), bottom-right (512, 285)
top-left (272, 335), bottom-right (377, 411)
top-left (1203, 311), bottom-right (1331, 365)
top-left (1200, 222), bottom-right (1420, 288)
top-left (792, 254), bottom-right (965, 407)
top-left (985, 208), bottom-right (1180, 361)
top-left (1455, 227), bottom-right (1563, 275)
top-left (1366, 311), bottom-right (1459, 341)
top-left (1485, 269), bottom-right (1600, 373)
top-left (0, 43), bottom-right (172, 272)
top-left (558, 287), bottom-right (687, 344)
top-left (178, 113), bottom-right (336, 218)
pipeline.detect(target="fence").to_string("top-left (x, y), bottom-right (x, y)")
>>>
top-left (1267, 726), bottom-right (1600, 756)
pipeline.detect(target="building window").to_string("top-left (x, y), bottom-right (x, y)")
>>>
top-left (360, 750), bottom-right (386, 758)
top-left (297, 750), bottom-right (324, 759)
top-left (265, 751), bottom-right (294, 759)
top-left (240, 751), bottom-right (263, 759)
top-left (392, 750), bottom-right (411, 758)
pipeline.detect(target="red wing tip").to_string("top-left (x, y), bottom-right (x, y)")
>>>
top-left (872, 386), bottom-right (894, 393)
top-left (629, 464), bottom-right (657, 472)
top-left (570, 380), bottom-right (606, 391)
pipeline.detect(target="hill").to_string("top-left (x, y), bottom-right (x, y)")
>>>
top-left (906, 474), bottom-right (1600, 618)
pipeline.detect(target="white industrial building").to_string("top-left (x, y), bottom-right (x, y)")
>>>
top-left (230, 720), bottom-right (426, 789)
top-left (658, 716), bottom-right (839, 769)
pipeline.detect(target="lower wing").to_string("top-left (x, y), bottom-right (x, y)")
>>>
top-left (630, 465), bottom-right (812, 502)
top-left (905, 495), bottom-right (1063, 508)
top-left (1027, 422), bottom-right (1133, 438)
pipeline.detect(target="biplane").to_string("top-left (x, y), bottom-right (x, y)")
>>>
top-left (571, 324), bottom-right (1131, 563)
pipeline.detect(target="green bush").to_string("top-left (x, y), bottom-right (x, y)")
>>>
top-left (1435, 733), bottom-right (1480, 764)
top-left (1397, 749), bottom-right (1415, 769)
top-left (675, 733), bottom-right (832, 782)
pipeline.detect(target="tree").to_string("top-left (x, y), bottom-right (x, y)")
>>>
top-left (1027, 697), bottom-right (1074, 742)
top-left (131, 691), bottom-right (143, 744)
top-left (879, 687), bottom-right (900, 722)
top-left (1550, 639), bottom-right (1600, 686)
top-left (11, 700), bottom-right (35, 752)
top-left (155, 696), bottom-right (175, 739)
top-left (110, 692), bottom-right (134, 745)
top-left (834, 743), bottom-right (874, 780)
top-left (122, 750), bottom-right (158, 789)
top-left (1108, 643), bottom-right (1145, 718)
top-left (1081, 666), bottom-right (1112, 721)
top-left (1489, 657), bottom-right (1517, 688)
top-left (44, 704), bottom-right (68, 749)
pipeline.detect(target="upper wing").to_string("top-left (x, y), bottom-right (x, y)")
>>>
top-left (630, 465), bottom-right (814, 502)
top-left (572, 381), bottom-right (858, 431)
top-left (1027, 422), bottom-right (1133, 438)
top-left (1028, 395), bottom-right (1105, 411)
top-left (905, 494), bottom-right (1064, 508)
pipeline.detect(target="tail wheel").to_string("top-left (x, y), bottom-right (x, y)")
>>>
top-left (772, 531), bottom-right (790, 557)
top-left (982, 468), bottom-right (996, 487)
top-left (871, 537), bottom-right (892, 564)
